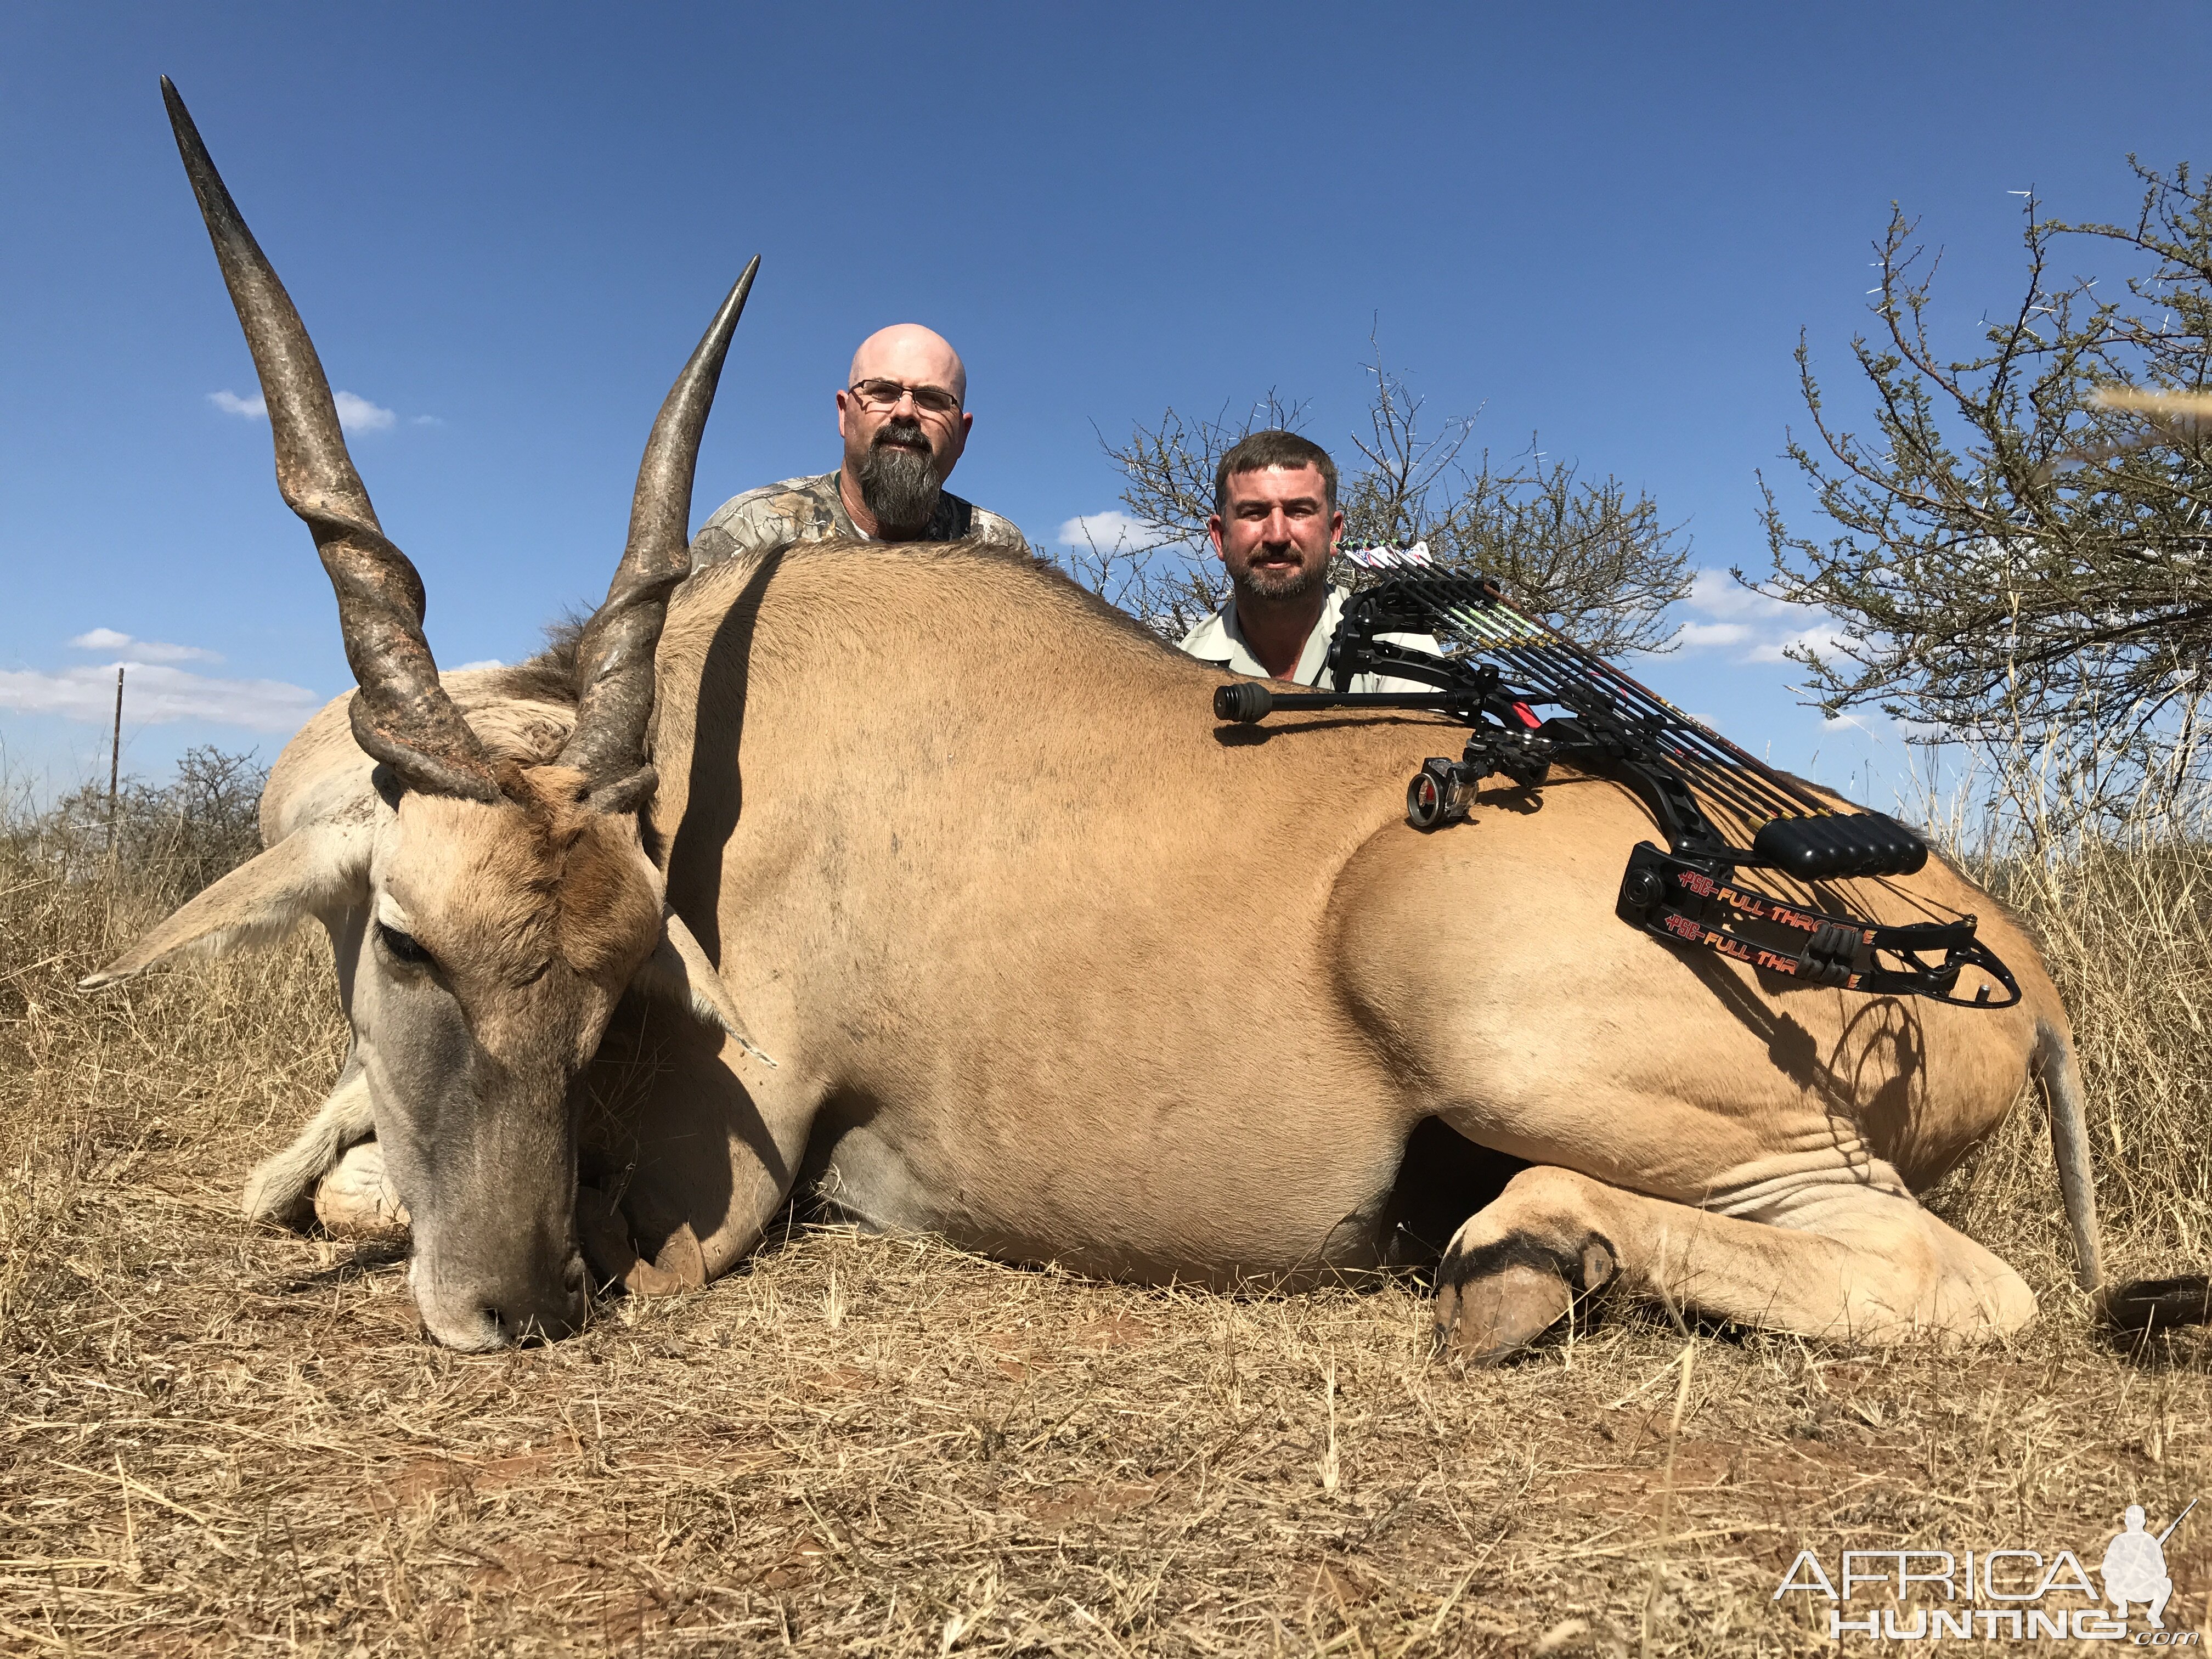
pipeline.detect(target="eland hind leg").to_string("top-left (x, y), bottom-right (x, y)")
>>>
top-left (1325, 758), bottom-right (2054, 1357)
top-left (1432, 1163), bottom-right (2036, 1361)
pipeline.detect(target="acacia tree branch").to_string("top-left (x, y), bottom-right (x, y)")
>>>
top-left (1755, 160), bottom-right (2212, 832)
top-left (1076, 341), bottom-right (1689, 657)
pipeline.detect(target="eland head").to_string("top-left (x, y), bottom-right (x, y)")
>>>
top-left (81, 80), bottom-right (764, 1350)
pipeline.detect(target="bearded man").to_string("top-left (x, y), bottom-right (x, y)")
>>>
top-left (1178, 430), bottom-right (1436, 690)
top-left (689, 324), bottom-right (1024, 569)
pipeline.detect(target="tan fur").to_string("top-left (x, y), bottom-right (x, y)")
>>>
top-left (611, 538), bottom-right (2074, 1350)
top-left (393, 766), bottom-right (661, 993)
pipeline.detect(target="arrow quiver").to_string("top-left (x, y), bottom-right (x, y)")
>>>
top-left (1210, 549), bottom-right (2018, 1008)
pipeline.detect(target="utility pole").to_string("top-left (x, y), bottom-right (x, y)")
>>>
top-left (108, 667), bottom-right (124, 820)
top-left (106, 666), bottom-right (124, 878)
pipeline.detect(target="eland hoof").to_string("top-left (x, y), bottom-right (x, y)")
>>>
top-left (313, 1142), bottom-right (410, 1240)
top-left (1434, 1238), bottom-right (1615, 1364)
top-left (577, 1187), bottom-right (688, 1297)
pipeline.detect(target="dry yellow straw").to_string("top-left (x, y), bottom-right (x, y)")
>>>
top-left (2092, 387), bottom-right (2212, 420)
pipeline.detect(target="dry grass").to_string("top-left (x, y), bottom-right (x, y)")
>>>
top-left (2, 792), bottom-right (2209, 1656)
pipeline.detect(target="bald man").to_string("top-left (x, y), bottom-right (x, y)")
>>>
top-left (689, 323), bottom-right (1025, 571)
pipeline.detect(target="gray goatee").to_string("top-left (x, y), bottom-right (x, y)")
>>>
top-left (857, 422), bottom-right (943, 537)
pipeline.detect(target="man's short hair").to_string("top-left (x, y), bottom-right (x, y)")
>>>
top-left (1214, 430), bottom-right (1338, 516)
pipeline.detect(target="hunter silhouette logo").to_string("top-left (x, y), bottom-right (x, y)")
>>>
top-left (2102, 1499), bottom-right (2194, 1631)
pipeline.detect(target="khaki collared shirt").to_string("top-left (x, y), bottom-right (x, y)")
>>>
top-left (1177, 583), bottom-right (1445, 692)
top-left (688, 471), bottom-right (1026, 572)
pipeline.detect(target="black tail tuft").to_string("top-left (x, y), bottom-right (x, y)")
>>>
top-left (2095, 1274), bottom-right (2212, 1332)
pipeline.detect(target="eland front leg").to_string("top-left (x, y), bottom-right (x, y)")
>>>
top-left (578, 998), bottom-right (812, 1293)
top-left (1432, 1163), bottom-right (2037, 1361)
top-left (242, 1048), bottom-right (375, 1225)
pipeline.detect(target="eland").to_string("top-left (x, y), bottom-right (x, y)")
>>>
top-left (88, 82), bottom-right (2209, 1354)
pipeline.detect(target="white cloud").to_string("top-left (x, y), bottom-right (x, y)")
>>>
top-left (0, 662), bottom-right (320, 732)
top-left (1745, 624), bottom-right (1851, 665)
top-left (1056, 510), bottom-right (1182, 553)
top-left (333, 391), bottom-right (396, 433)
top-left (1685, 567), bottom-right (1799, 622)
top-left (1670, 566), bottom-right (1852, 667)
top-left (448, 658), bottom-right (504, 673)
top-left (68, 628), bottom-right (222, 665)
top-left (207, 387), bottom-right (402, 433)
top-left (1675, 620), bottom-right (1749, 648)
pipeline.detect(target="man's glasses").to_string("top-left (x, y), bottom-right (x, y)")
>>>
top-left (848, 378), bottom-right (963, 418)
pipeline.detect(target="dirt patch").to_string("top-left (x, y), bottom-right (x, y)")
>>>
top-left (1065, 1311), bottom-right (1154, 1351)
top-left (1022, 1480), bottom-right (1159, 1530)
top-left (370, 1449), bottom-right (563, 1514)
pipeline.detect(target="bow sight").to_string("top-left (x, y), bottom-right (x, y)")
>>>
top-left (1210, 546), bottom-right (2019, 1008)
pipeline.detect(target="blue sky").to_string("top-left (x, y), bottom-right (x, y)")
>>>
top-left (5, 3), bottom-right (2210, 808)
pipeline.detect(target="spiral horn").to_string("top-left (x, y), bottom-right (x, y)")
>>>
top-left (162, 76), bottom-right (500, 803)
top-left (557, 258), bottom-right (759, 812)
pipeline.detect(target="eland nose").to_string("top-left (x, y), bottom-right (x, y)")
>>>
top-left (482, 1255), bottom-right (590, 1346)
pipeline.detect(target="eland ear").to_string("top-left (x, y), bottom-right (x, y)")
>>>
top-left (78, 821), bottom-right (370, 990)
top-left (631, 909), bottom-right (775, 1067)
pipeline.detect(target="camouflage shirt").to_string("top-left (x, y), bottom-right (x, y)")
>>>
top-left (687, 471), bottom-right (1026, 572)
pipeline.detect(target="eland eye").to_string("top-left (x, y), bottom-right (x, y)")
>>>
top-left (377, 922), bottom-right (433, 966)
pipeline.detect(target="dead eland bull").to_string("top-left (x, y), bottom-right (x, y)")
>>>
top-left (89, 83), bottom-right (2205, 1355)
